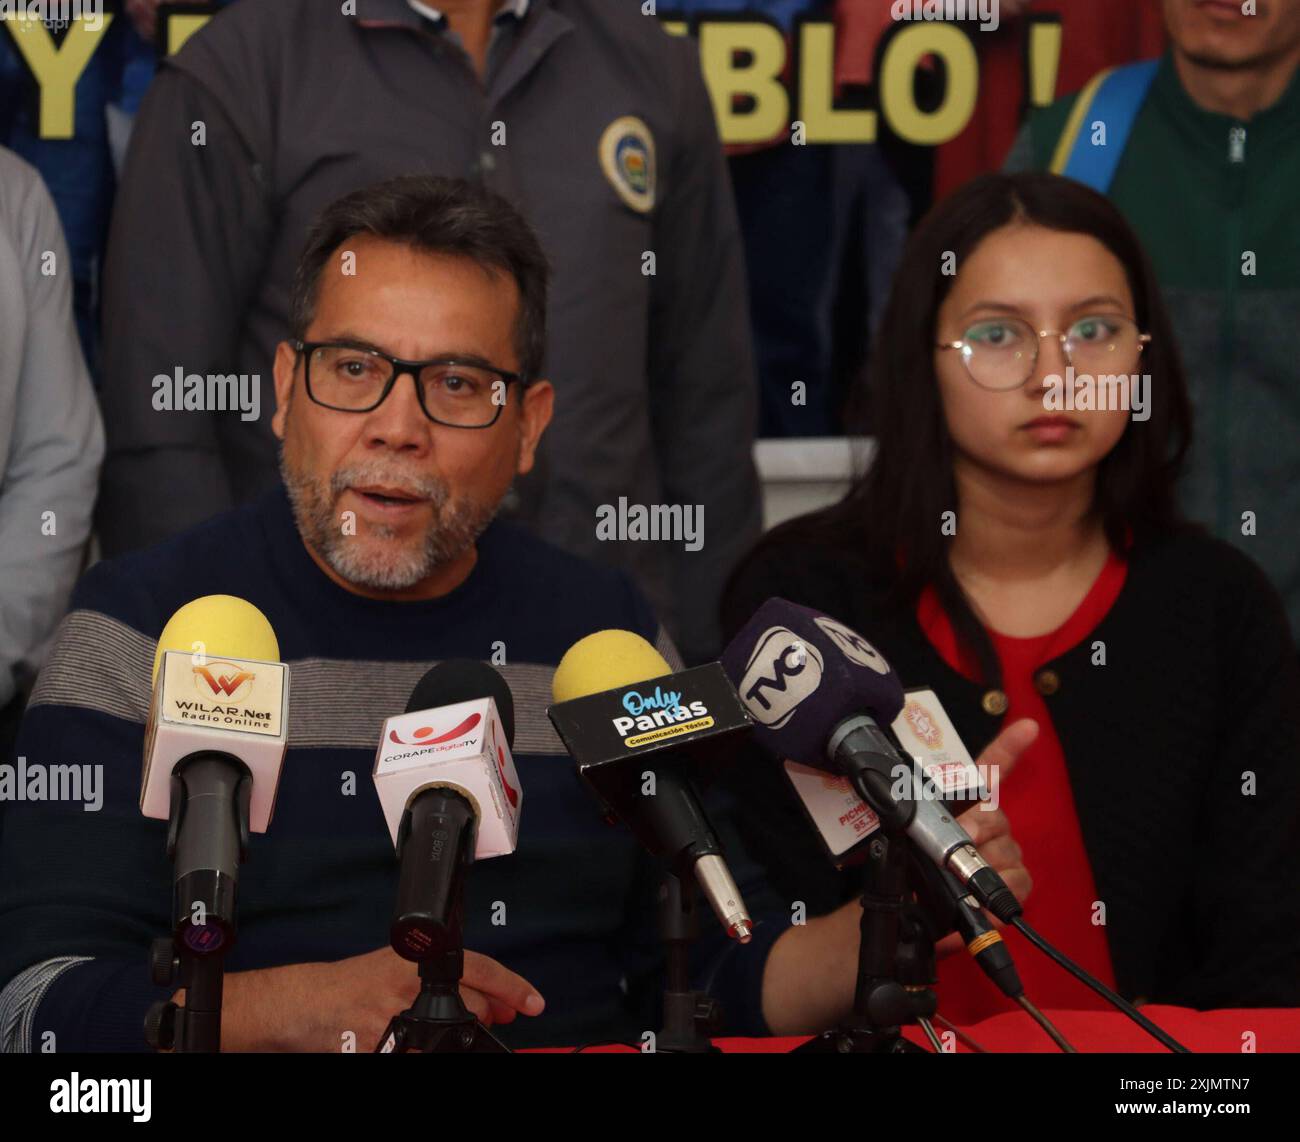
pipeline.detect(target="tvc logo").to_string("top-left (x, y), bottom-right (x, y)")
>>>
top-left (736, 627), bottom-right (824, 727)
top-left (813, 616), bottom-right (890, 675)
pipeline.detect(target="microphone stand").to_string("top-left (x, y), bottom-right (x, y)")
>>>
top-left (144, 938), bottom-right (228, 1054)
top-left (377, 946), bottom-right (510, 1054)
top-left (794, 833), bottom-right (936, 1054)
top-left (144, 752), bottom-right (252, 1053)
top-left (375, 789), bottom-right (509, 1054)
top-left (655, 872), bottom-right (723, 1053)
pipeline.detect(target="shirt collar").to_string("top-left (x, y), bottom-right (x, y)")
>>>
top-left (406, 0), bottom-right (531, 26)
top-left (353, 0), bottom-right (531, 28)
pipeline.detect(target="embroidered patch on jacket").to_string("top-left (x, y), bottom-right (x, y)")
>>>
top-left (598, 116), bottom-right (656, 214)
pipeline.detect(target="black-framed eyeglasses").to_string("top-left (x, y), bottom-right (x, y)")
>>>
top-left (936, 314), bottom-right (1152, 392)
top-left (292, 340), bottom-right (530, 428)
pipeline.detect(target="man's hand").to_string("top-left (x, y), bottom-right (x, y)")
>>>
top-left (194, 946), bottom-right (544, 1052)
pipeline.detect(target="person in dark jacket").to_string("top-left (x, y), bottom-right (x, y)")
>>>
top-left (96, 0), bottom-right (761, 666)
top-left (722, 171), bottom-right (1300, 1023)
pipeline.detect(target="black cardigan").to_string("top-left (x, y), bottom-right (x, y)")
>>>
top-left (720, 525), bottom-right (1300, 1010)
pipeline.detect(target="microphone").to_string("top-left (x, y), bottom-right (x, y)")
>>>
top-left (721, 598), bottom-right (1021, 924)
top-left (911, 857), bottom-right (1024, 1000)
top-left (784, 686), bottom-right (988, 864)
top-left (142, 595), bottom-right (290, 954)
top-left (372, 660), bottom-right (521, 961)
top-left (548, 630), bottom-right (754, 943)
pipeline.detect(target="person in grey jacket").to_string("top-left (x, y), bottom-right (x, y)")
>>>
top-left (97, 0), bottom-right (761, 664)
top-left (0, 146), bottom-right (105, 743)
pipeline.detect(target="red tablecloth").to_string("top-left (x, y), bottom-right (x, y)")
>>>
top-left (528, 1008), bottom-right (1300, 1053)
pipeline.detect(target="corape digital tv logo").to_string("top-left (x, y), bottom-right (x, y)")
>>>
top-left (389, 711), bottom-right (481, 748)
top-left (736, 626), bottom-right (824, 728)
top-left (193, 662), bottom-right (256, 703)
top-left (813, 616), bottom-right (891, 675)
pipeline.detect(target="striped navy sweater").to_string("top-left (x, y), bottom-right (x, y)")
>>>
top-left (0, 485), bottom-right (785, 1051)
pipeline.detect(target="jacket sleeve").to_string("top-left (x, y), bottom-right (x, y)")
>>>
top-left (1188, 548), bottom-right (1300, 1008)
top-left (0, 564), bottom-right (176, 1051)
top-left (96, 64), bottom-right (273, 556)
top-left (0, 156), bottom-right (104, 707)
top-left (645, 34), bottom-right (762, 666)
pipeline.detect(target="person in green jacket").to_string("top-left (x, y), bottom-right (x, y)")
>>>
top-left (1005, 0), bottom-right (1300, 645)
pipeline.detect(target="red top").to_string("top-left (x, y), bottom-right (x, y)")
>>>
top-left (915, 549), bottom-right (1127, 1021)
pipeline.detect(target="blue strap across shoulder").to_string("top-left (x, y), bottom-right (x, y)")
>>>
top-left (1055, 59), bottom-right (1160, 194)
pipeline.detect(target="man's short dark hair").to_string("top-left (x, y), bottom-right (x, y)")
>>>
top-left (290, 175), bottom-right (550, 380)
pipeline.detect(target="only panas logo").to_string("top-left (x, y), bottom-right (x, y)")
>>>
top-left (612, 688), bottom-right (710, 737)
top-left (193, 661), bottom-right (255, 703)
top-left (736, 626), bottom-right (824, 727)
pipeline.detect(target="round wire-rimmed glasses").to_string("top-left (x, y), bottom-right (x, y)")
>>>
top-left (936, 314), bottom-right (1152, 391)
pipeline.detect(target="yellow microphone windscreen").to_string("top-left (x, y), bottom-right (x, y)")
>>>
top-left (552, 630), bottom-right (671, 703)
top-left (152, 595), bottom-right (281, 681)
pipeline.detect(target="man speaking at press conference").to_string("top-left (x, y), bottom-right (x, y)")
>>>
top-left (0, 176), bottom-right (1030, 1051)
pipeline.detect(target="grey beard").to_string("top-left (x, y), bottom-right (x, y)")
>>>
top-left (278, 447), bottom-right (500, 591)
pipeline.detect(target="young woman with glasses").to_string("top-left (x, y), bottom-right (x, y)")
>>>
top-left (721, 172), bottom-right (1300, 1024)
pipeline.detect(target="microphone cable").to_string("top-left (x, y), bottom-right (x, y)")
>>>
top-left (1016, 994), bottom-right (1075, 1053)
top-left (914, 860), bottom-right (1078, 1052)
top-left (917, 844), bottom-right (1188, 1051)
top-left (916, 1016), bottom-right (944, 1052)
top-left (1011, 917), bottom-right (1189, 1053)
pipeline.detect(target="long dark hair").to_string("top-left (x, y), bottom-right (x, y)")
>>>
top-left (742, 172), bottom-right (1195, 685)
